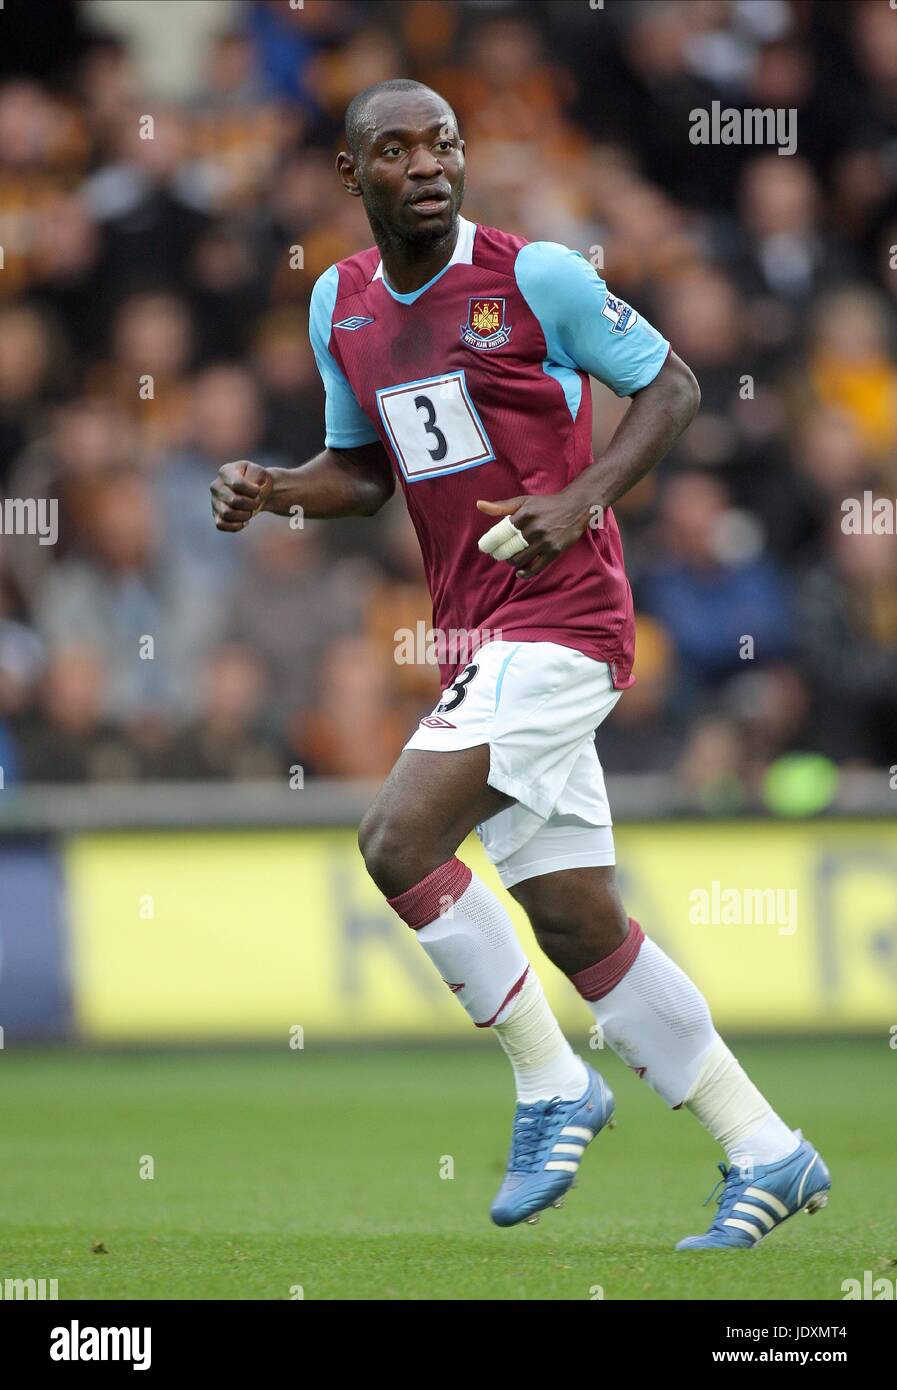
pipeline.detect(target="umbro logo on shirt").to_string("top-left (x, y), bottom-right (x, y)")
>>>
top-left (334, 316), bottom-right (375, 330)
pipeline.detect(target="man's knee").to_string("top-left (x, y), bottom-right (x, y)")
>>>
top-left (358, 802), bottom-right (427, 895)
top-left (358, 804), bottom-right (399, 886)
top-left (511, 867), bottom-right (629, 957)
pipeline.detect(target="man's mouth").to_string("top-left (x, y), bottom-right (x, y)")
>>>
top-left (408, 188), bottom-right (451, 216)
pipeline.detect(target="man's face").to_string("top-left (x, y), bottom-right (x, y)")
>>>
top-left (339, 90), bottom-right (465, 244)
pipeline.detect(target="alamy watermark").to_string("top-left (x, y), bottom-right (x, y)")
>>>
top-left (842, 1271), bottom-right (896, 1300)
top-left (0, 498), bottom-right (57, 545)
top-left (689, 881), bottom-right (798, 936)
top-left (690, 102), bottom-right (796, 157)
top-left (1, 1275), bottom-right (58, 1299)
top-left (394, 622), bottom-right (500, 667)
top-left (50, 1322), bottom-right (151, 1370)
top-left (841, 492), bottom-right (897, 535)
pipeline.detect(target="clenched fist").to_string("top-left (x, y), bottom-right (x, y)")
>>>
top-left (210, 459), bottom-right (273, 532)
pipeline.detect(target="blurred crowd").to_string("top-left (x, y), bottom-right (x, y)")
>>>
top-left (1, 0), bottom-right (896, 803)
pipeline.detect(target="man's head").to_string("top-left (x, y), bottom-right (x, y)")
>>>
top-left (337, 79), bottom-right (464, 247)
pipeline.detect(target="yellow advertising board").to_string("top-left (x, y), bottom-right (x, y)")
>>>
top-left (65, 821), bottom-right (897, 1041)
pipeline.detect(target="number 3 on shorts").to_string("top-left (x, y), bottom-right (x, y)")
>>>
top-left (437, 663), bottom-right (479, 714)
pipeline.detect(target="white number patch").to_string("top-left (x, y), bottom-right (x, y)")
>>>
top-left (376, 370), bottom-right (495, 482)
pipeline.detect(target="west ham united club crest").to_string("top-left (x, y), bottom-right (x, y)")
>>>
top-left (460, 297), bottom-right (512, 351)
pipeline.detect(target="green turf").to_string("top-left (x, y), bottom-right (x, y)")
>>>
top-left (0, 1041), bottom-right (893, 1300)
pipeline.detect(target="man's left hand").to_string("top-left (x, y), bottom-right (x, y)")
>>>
top-left (476, 493), bottom-right (599, 579)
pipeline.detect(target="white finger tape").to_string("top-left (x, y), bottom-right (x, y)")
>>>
top-left (478, 515), bottom-right (528, 562)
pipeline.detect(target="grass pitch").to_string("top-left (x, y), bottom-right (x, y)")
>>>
top-left (0, 1041), bottom-right (892, 1300)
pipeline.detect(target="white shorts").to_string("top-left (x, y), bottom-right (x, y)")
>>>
top-left (404, 640), bottom-right (622, 888)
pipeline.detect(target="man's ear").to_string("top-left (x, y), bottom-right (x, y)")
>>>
top-left (336, 151), bottom-right (362, 197)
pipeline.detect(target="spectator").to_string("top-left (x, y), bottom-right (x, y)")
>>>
top-left (0, 304), bottom-right (66, 484)
top-left (804, 287), bottom-right (897, 459)
top-left (32, 470), bottom-right (219, 725)
top-left (639, 472), bottom-right (794, 689)
top-left (13, 645), bottom-right (140, 782)
top-left (149, 642), bottom-right (287, 780)
top-left (797, 521), bottom-right (897, 765)
top-left (293, 634), bottom-right (410, 779)
top-left (152, 363), bottom-right (284, 584)
top-left (224, 512), bottom-right (373, 733)
top-left (89, 290), bottom-right (195, 455)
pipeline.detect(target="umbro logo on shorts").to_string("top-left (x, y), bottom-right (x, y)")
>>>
top-left (420, 716), bottom-right (455, 728)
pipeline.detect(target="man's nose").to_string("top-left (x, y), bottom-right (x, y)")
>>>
top-left (407, 145), bottom-right (443, 178)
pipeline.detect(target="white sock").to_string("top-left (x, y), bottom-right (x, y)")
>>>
top-left (685, 1038), bottom-right (799, 1168)
top-left (494, 971), bottom-right (588, 1103)
top-left (574, 925), bottom-right (796, 1162)
top-left (580, 934), bottom-right (719, 1104)
top-left (388, 859), bottom-right (583, 1098)
top-left (412, 871), bottom-right (529, 1025)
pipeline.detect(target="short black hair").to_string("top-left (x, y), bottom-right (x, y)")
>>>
top-left (344, 79), bottom-right (455, 161)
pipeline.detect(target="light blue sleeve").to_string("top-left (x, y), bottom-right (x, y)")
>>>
top-left (514, 242), bottom-right (670, 398)
top-left (308, 266), bottom-right (380, 449)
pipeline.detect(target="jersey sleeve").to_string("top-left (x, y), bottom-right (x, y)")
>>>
top-left (308, 266), bottom-right (380, 448)
top-left (514, 241), bottom-right (670, 397)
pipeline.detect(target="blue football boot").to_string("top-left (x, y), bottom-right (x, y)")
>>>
top-left (490, 1067), bottom-right (615, 1227)
top-left (675, 1133), bottom-right (831, 1250)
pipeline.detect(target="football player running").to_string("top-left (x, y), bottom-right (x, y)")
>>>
top-left (211, 81), bottom-right (830, 1247)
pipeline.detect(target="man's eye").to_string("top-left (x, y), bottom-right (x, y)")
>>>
top-left (436, 140), bottom-right (454, 151)
top-left (383, 146), bottom-right (402, 157)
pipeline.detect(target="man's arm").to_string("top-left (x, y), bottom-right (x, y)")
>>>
top-left (210, 441), bottom-right (395, 532)
top-left (210, 262), bottom-right (395, 532)
top-left (477, 241), bottom-right (699, 578)
top-left (477, 351), bottom-right (699, 579)
top-left (567, 350), bottom-right (700, 513)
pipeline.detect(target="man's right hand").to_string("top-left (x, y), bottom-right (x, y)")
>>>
top-left (210, 459), bottom-right (274, 532)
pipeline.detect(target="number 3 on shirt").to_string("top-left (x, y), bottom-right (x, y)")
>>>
top-left (376, 370), bottom-right (495, 483)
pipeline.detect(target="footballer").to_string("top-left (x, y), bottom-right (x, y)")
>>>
top-left (210, 80), bottom-right (830, 1247)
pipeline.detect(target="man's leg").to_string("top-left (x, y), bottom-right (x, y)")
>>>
top-left (508, 862), bottom-right (832, 1247)
top-left (361, 745), bottom-right (618, 1226)
top-left (358, 745), bottom-right (588, 1102)
top-left (509, 864), bottom-right (799, 1168)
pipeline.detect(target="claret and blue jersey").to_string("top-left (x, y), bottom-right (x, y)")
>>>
top-left (308, 216), bottom-right (670, 689)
